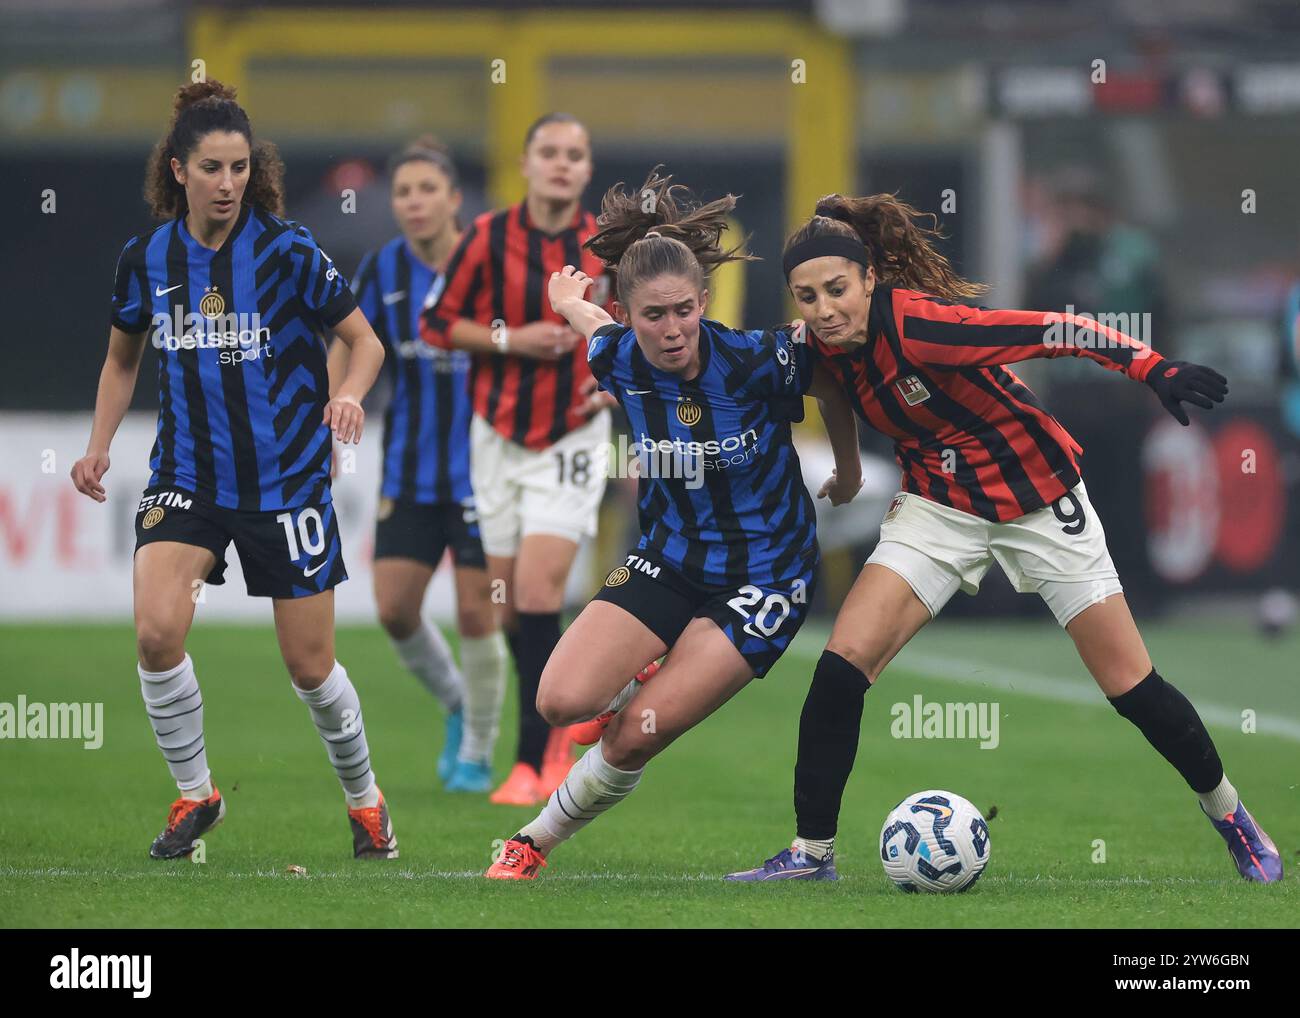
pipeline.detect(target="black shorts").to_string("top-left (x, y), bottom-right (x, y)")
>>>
top-left (134, 487), bottom-right (348, 599)
top-left (591, 547), bottom-right (816, 678)
top-left (373, 497), bottom-right (486, 569)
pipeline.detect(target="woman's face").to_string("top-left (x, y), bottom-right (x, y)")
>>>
top-left (787, 256), bottom-right (875, 347)
top-left (521, 121), bottom-right (592, 205)
top-left (173, 130), bottom-right (249, 225)
top-left (624, 274), bottom-right (707, 376)
top-left (391, 160), bottom-right (461, 243)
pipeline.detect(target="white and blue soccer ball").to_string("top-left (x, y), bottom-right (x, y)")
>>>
top-left (879, 790), bottom-right (991, 893)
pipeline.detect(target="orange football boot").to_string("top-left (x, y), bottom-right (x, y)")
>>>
top-left (489, 762), bottom-right (544, 806)
top-left (485, 837), bottom-right (548, 880)
top-left (348, 787), bottom-right (399, 859)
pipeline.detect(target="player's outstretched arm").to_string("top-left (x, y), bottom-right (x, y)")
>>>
top-left (809, 362), bottom-right (864, 506)
top-left (548, 264), bottom-right (614, 341)
top-left (897, 295), bottom-right (1228, 425)
top-left (324, 307), bottom-right (385, 445)
top-left (899, 295), bottom-right (1164, 380)
top-left (71, 326), bottom-right (147, 503)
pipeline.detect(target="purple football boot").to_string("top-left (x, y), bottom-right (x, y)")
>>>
top-left (724, 845), bottom-right (838, 882)
top-left (1204, 801), bottom-right (1283, 883)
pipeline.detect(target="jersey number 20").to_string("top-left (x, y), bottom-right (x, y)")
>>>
top-left (727, 585), bottom-right (791, 639)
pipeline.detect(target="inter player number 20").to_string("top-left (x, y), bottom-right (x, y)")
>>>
top-left (275, 508), bottom-right (326, 561)
top-left (727, 585), bottom-right (791, 639)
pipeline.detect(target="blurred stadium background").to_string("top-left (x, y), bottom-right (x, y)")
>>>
top-left (2, 0), bottom-right (1298, 627)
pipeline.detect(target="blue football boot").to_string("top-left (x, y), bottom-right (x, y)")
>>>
top-left (438, 709), bottom-right (463, 785)
top-left (1204, 801), bottom-right (1282, 883)
top-left (445, 757), bottom-right (493, 793)
top-left (724, 845), bottom-right (838, 882)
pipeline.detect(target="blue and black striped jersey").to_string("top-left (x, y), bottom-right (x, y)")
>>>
top-left (353, 236), bottom-right (472, 505)
top-left (588, 318), bottom-right (819, 589)
top-left (110, 204), bottom-right (356, 511)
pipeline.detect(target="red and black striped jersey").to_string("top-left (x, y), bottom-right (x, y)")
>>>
top-left (420, 202), bottom-right (611, 451)
top-left (812, 285), bottom-right (1166, 522)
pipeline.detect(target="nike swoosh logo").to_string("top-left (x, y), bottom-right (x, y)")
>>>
top-left (382, 291), bottom-right (407, 305)
top-left (303, 562), bottom-right (326, 578)
top-left (625, 388), bottom-right (654, 396)
top-left (155, 284), bottom-right (184, 297)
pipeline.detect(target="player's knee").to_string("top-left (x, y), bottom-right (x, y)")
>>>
top-left (135, 621), bottom-right (185, 672)
top-left (282, 644), bottom-right (335, 689)
top-left (823, 638), bottom-right (883, 683)
top-left (535, 681), bottom-right (594, 728)
top-left (375, 600), bottom-right (419, 640)
top-left (514, 581), bottom-right (564, 615)
top-left (456, 603), bottom-right (495, 639)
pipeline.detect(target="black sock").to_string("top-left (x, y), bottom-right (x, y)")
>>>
top-left (794, 650), bottom-right (872, 840)
top-left (505, 628), bottom-right (525, 673)
top-left (514, 612), bottom-right (562, 771)
top-left (1109, 668), bottom-right (1224, 794)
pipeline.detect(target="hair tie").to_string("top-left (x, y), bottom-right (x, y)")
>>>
top-left (644, 230), bottom-right (663, 240)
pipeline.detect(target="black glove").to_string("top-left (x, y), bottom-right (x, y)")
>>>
top-left (1145, 359), bottom-right (1228, 426)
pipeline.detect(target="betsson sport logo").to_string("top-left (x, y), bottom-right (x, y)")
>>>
top-left (150, 285), bottom-right (272, 365)
top-left (635, 426), bottom-right (760, 472)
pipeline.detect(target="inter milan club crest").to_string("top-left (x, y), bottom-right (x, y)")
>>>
top-left (896, 374), bottom-right (931, 406)
top-left (676, 398), bottom-right (702, 427)
top-left (605, 566), bottom-right (630, 587)
top-left (199, 286), bottom-right (226, 319)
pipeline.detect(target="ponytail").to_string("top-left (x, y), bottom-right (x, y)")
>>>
top-left (585, 166), bottom-right (755, 304)
top-left (785, 193), bottom-right (984, 301)
top-left (144, 79), bottom-right (284, 220)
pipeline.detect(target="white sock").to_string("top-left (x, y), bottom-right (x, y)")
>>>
top-left (183, 778), bottom-right (214, 801)
top-left (516, 741), bottom-right (642, 855)
top-left (392, 621), bottom-right (464, 714)
top-left (458, 631), bottom-right (507, 763)
top-left (793, 836), bottom-right (835, 862)
top-left (139, 654), bottom-right (210, 793)
top-left (1198, 774), bottom-right (1239, 819)
top-left (293, 661), bottom-right (376, 802)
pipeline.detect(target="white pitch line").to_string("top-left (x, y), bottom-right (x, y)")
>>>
top-left (0, 866), bottom-right (1245, 887)
top-left (787, 633), bottom-right (1300, 744)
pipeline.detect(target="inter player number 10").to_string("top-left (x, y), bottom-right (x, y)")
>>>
top-left (275, 508), bottom-right (327, 560)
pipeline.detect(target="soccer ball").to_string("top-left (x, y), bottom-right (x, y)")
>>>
top-left (879, 790), bottom-right (991, 893)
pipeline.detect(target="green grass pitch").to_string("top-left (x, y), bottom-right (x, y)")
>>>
top-left (1, 618), bottom-right (1296, 928)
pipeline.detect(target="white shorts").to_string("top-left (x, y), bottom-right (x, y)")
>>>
top-left (469, 410), bottom-right (611, 558)
top-left (865, 481), bottom-right (1123, 628)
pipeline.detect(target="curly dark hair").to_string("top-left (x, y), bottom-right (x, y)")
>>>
top-left (144, 79), bottom-right (285, 220)
top-left (785, 193), bottom-right (985, 301)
